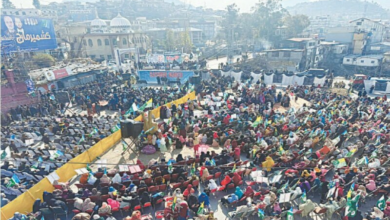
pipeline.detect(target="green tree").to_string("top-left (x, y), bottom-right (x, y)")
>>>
top-left (283, 14), bottom-right (310, 38)
top-left (2, 0), bottom-right (15, 8)
top-left (179, 29), bottom-right (192, 53)
top-left (164, 29), bottom-right (176, 52)
top-left (32, 53), bottom-right (55, 68)
top-left (33, 0), bottom-right (41, 9)
top-left (251, 0), bottom-right (288, 43)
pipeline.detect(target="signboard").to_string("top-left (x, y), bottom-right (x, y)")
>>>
top-left (138, 70), bottom-right (194, 84)
top-left (165, 53), bottom-right (182, 64)
top-left (146, 54), bottom-right (165, 63)
top-left (1, 15), bottom-right (57, 54)
top-left (45, 68), bottom-right (73, 81)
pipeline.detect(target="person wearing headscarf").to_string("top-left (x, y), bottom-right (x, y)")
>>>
top-left (100, 174), bottom-right (111, 184)
top-left (243, 186), bottom-right (254, 197)
top-left (188, 193), bottom-right (199, 213)
top-left (82, 189), bottom-right (92, 198)
top-left (108, 186), bottom-right (117, 197)
top-left (201, 168), bottom-right (210, 182)
top-left (198, 192), bottom-right (210, 208)
top-left (299, 199), bottom-right (316, 217)
top-left (136, 159), bottom-right (145, 170)
top-left (234, 147), bottom-right (241, 161)
top-left (122, 173), bottom-right (131, 182)
top-left (208, 179), bottom-right (218, 191)
top-left (183, 184), bottom-right (195, 198)
top-left (176, 200), bottom-right (189, 220)
top-left (176, 154), bottom-right (184, 162)
top-left (80, 173), bottom-right (89, 184)
top-left (129, 210), bottom-right (141, 220)
top-left (262, 156), bottom-right (275, 173)
top-left (173, 188), bottom-right (184, 200)
top-left (81, 198), bottom-right (96, 212)
top-left (98, 202), bottom-right (111, 215)
top-left (72, 213), bottom-right (91, 220)
top-left (232, 172), bottom-right (242, 186)
top-left (234, 186), bottom-right (244, 199)
top-left (224, 139), bottom-right (231, 151)
top-left (143, 169), bottom-right (152, 178)
top-left (221, 175), bottom-right (231, 186)
top-left (366, 179), bottom-right (377, 192)
top-left (112, 173), bottom-right (122, 184)
top-left (205, 158), bottom-right (211, 166)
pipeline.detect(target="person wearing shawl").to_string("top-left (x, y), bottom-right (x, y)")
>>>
top-left (234, 147), bottom-right (241, 161)
top-left (129, 210), bottom-right (141, 220)
top-left (80, 173), bottom-right (89, 184)
top-left (143, 169), bottom-right (152, 178)
top-left (243, 186), bottom-right (254, 197)
top-left (366, 179), bottom-right (377, 192)
top-left (232, 172), bottom-right (242, 186)
top-left (234, 186), bottom-right (244, 199)
top-left (202, 134), bottom-right (208, 144)
top-left (176, 154), bottom-right (184, 162)
top-left (198, 192), bottom-right (210, 208)
top-left (82, 189), bottom-right (92, 198)
top-left (224, 139), bottom-right (231, 151)
top-left (98, 202), bottom-right (111, 215)
top-left (208, 179), bottom-right (218, 191)
top-left (100, 174), bottom-right (111, 184)
top-left (183, 184), bottom-right (195, 197)
top-left (201, 168), bottom-right (210, 182)
top-left (176, 200), bottom-right (189, 220)
top-left (299, 199), bottom-right (316, 217)
top-left (188, 193), bottom-right (200, 213)
top-left (221, 175), bottom-right (231, 186)
top-left (173, 188), bottom-right (184, 200)
top-left (108, 186), bottom-right (117, 197)
top-left (81, 198), bottom-right (96, 212)
top-left (273, 202), bottom-right (282, 215)
top-left (112, 173), bottom-right (122, 184)
top-left (136, 159), bottom-right (145, 170)
top-left (262, 156), bottom-right (275, 173)
top-left (205, 158), bottom-right (211, 166)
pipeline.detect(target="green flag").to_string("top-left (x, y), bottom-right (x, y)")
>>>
top-left (346, 194), bottom-right (360, 217)
top-left (1, 146), bottom-right (10, 160)
top-left (287, 207), bottom-right (294, 220)
top-left (172, 196), bottom-right (177, 211)
top-left (7, 174), bottom-right (20, 188)
top-left (378, 195), bottom-right (386, 211)
top-left (111, 124), bottom-right (120, 133)
top-left (138, 98), bottom-right (153, 112)
top-left (197, 202), bottom-right (204, 215)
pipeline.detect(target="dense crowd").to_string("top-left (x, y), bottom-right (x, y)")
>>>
top-left (3, 73), bottom-right (390, 220)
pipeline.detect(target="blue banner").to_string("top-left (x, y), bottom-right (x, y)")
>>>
top-left (138, 70), bottom-right (194, 84)
top-left (1, 15), bottom-right (57, 54)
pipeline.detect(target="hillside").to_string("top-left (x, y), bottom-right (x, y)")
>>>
top-left (287, 0), bottom-right (389, 18)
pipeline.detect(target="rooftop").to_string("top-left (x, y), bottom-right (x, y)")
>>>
top-left (263, 49), bottom-right (304, 52)
top-left (287, 38), bottom-right (314, 42)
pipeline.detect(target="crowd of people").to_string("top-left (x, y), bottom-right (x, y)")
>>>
top-left (3, 72), bottom-right (390, 220)
top-left (0, 72), bottom-right (193, 208)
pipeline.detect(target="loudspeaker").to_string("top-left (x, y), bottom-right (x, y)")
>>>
top-left (191, 75), bottom-right (201, 85)
top-left (120, 120), bottom-right (144, 138)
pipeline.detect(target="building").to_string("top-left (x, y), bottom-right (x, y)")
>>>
top-left (279, 38), bottom-right (320, 71)
top-left (350, 18), bottom-right (388, 43)
top-left (264, 49), bottom-right (304, 72)
top-left (146, 27), bottom-right (203, 47)
top-left (325, 26), bottom-right (355, 44)
top-left (1, 8), bottom-right (57, 19)
top-left (58, 14), bottom-right (150, 61)
top-left (343, 55), bottom-right (383, 67)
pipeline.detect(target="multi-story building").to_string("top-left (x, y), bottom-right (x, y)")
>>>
top-left (58, 14), bottom-right (150, 61)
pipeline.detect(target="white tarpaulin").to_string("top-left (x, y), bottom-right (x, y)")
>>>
top-left (291, 75), bottom-right (305, 85)
top-left (231, 71), bottom-right (242, 82)
top-left (251, 72), bottom-right (262, 82)
top-left (282, 75), bottom-right (294, 86)
top-left (314, 77), bottom-right (326, 86)
top-left (264, 74), bottom-right (273, 85)
top-left (364, 80), bottom-right (390, 93)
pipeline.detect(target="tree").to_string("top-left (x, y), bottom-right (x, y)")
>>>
top-left (221, 4), bottom-right (240, 62)
top-left (33, 0), bottom-right (41, 9)
top-left (2, 0), bottom-right (15, 9)
top-left (164, 29), bottom-right (176, 52)
top-left (283, 14), bottom-right (310, 38)
top-left (251, 0), bottom-right (288, 43)
top-left (179, 29), bottom-right (192, 53)
top-left (32, 53), bottom-right (55, 68)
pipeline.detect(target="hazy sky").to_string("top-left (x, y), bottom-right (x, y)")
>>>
top-left (4, 0), bottom-right (388, 13)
